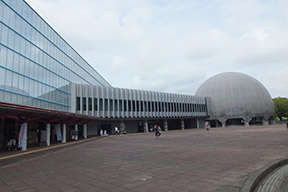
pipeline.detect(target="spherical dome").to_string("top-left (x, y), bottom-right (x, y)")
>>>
top-left (195, 72), bottom-right (274, 125)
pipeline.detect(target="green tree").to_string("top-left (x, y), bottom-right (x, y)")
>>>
top-left (273, 97), bottom-right (288, 121)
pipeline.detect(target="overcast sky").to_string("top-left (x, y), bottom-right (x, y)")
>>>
top-left (26, 0), bottom-right (288, 98)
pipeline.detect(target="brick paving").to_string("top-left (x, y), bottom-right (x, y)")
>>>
top-left (1, 125), bottom-right (288, 192)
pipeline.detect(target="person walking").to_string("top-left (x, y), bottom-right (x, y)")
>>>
top-left (157, 125), bottom-right (162, 137)
top-left (115, 126), bottom-right (119, 135)
top-left (206, 124), bottom-right (210, 131)
top-left (154, 125), bottom-right (159, 139)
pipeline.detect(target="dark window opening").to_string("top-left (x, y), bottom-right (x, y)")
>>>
top-left (136, 101), bottom-right (139, 112)
top-left (119, 100), bottom-right (123, 111)
top-left (99, 98), bottom-right (103, 111)
top-left (110, 99), bottom-right (113, 111)
top-left (128, 100), bottom-right (132, 112)
top-left (83, 97), bottom-right (87, 111)
top-left (114, 100), bottom-right (118, 111)
top-left (94, 98), bottom-right (98, 111)
top-left (76, 97), bottom-right (80, 111)
top-left (105, 99), bottom-right (108, 111)
top-left (88, 97), bottom-right (92, 111)
top-left (124, 100), bottom-right (127, 111)
top-left (141, 101), bottom-right (144, 112)
top-left (132, 101), bottom-right (136, 111)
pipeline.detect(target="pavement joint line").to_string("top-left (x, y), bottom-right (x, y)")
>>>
top-left (0, 137), bottom-right (97, 161)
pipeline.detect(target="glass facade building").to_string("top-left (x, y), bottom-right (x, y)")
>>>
top-left (0, 0), bottom-right (111, 112)
top-left (0, 0), bottom-right (209, 120)
top-left (0, 0), bottom-right (210, 151)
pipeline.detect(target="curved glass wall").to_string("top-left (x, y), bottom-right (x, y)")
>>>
top-left (0, 0), bottom-right (111, 112)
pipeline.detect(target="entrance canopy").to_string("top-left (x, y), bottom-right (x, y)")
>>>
top-left (0, 102), bottom-right (104, 124)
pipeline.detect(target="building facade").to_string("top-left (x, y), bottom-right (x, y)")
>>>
top-left (0, 0), bottom-right (209, 151)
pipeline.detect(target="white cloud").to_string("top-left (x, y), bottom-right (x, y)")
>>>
top-left (26, 0), bottom-right (288, 98)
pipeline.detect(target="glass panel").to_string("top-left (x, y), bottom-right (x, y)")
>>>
top-left (0, 67), bottom-right (6, 87)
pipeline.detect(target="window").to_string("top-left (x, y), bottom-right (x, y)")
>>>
top-left (105, 99), bottom-right (108, 111)
top-left (82, 97), bottom-right (87, 111)
top-left (76, 97), bottom-right (80, 110)
top-left (88, 97), bottom-right (92, 111)
top-left (132, 100), bottom-right (136, 111)
top-left (119, 100), bottom-right (123, 111)
top-left (156, 102), bottom-right (158, 112)
top-left (124, 100), bottom-right (127, 111)
top-left (141, 101), bottom-right (144, 112)
top-left (128, 100), bottom-right (131, 112)
top-left (110, 99), bottom-right (113, 111)
top-left (99, 98), bottom-right (103, 111)
top-left (148, 101), bottom-right (151, 111)
top-left (114, 100), bottom-right (118, 111)
top-left (94, 98), bottom-right (98, 111)
top-left (136, 101), bottom-right (139, 112)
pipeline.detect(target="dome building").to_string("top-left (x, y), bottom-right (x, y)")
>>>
top-left (195, 72), bottom-right (275, 127)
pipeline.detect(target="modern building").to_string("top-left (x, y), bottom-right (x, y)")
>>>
top-left (0, 0), bottom-right (209, 151)
top-left (195, 72), bottom-right (275, 127)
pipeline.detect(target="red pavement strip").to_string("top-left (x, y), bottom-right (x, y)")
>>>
top-left (1, 125), bottom-right (288, 192)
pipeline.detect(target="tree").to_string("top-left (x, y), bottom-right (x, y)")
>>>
top-left (273, 97), bottom-right (288, 121)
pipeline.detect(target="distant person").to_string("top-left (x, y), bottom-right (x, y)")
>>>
top-left (157, 125), bottom-right (162, 137)
top-left (154, 125), bottom-right (162, 139)
top-left (7, 132), bottom-right (17, 151)
top-left (115, 126), bottom-right (119, 135)
top-left (206, 124), bottom-right (210, 131)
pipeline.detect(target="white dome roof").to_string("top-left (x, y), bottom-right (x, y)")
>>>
top-left (195, 72), bottom-right (274, 123)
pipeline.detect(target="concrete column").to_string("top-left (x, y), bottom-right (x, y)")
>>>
top-left (181, 119), bottom-right (185, 130)
top-left (83, 124), bottom-right (87, 139)
top-left (46, 123), bottom-right (51, 146)
top-left (120, 121), bottom-right (125, 133)
top-left (75, 124), bottom-right (78, 141)
top-left (196, 119), bottom-right (200, 129)
top-left (164, 119), bottom-right (168, 131)
top-left (144, 120), bottom-right (148, 133)
top-left (62, 124), bottom-right (66, 143)
top-left (21, 123), bottom-right (28, 151)
top-left (245, 121), bottom-right (249, 127)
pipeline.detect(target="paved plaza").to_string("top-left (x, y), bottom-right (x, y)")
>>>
top-left (1, 125), bottom-right (288, 192)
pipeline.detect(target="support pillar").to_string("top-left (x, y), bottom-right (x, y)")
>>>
top-left (62, 124), bottom-right (66, 143)
top-left (181, 119), bottom-right (185, 130)
top-left (75, 124), bottom-right (78, 141)
top-left (245, 121), bottom-right (249, 127)
top-left (164, 119), bottom-right (168, 131)
top-left (120, 121), bottom-right (125, 134)
top-left (46, 123), bottom-right (50, 146)
top-left (144, 120), bottom-right (148, 133)
top-left (19, 123), bottom-right (28, 151)
top-left (196, 119), bottom-right (200, 129)
top-left (83, 124), bottom-right (87, 139)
